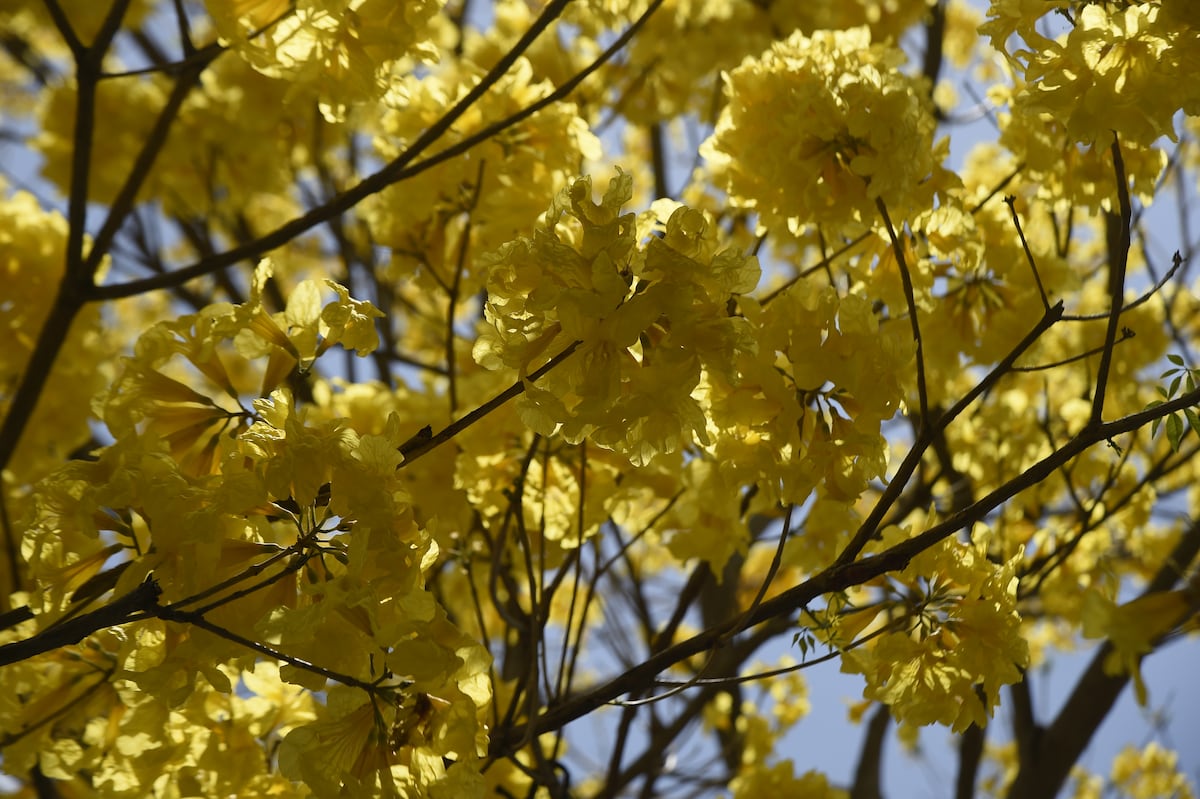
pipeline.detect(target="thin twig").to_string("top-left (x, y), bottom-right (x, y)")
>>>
top-left (1004, 195), bottom-right (1051, 310)
top-left (446, 159), bottom-right (486, 415)
top-left (171, 0), bottom-right (196, 56)
top-left (1090, 135), bottom-right (1133, 426)
top-left (84, 54), bottom-right (217, 276)
top-left (398, 343), bottom-right (580, 466)
top-left (1060, 249), bottom-right (1182, 321)
top-left (553, 442), bottom-right (589, 703)
top-left (727, 503), bottom-right (794, 639)
top-left (876, 197), bottom-right (930, 427)
top-left (154, 603), bottom-right (389, 694)
top-left (1011, 327), bottom-right (1134, 372)
top-left (39, 0), bottom-right (84, 59)
top-left (760, 232), bottom-right (870, 307)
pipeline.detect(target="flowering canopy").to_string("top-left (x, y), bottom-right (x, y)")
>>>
top-left (1, 1), bottom-right (1199, 797)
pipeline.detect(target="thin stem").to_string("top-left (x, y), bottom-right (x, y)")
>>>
top-left (1060, 249), bottom-right (1182, 321)
top-left (728, 503), bottom-right (794, 639)
top-left (39, 0), bottom-right (84, 59)
top-left (760, 233), bottom-right (869, 306)
top-left (183, 549), bottom-right (311, 617)
top-left (154, 603), bottom-right (386, 694)
top-left (761, 165), bottom-right (1023, 308)
top-left (1091, 135), bottom-right (1132, 426)
top-left (553, 444), bottom-right (588, 701)
top-left (84, 53), bottom-right (217, 276)
top-left (876, 197), bottom-right (929, 427)
top-left (171, 0), bottom-right (196, 56)
top-left (1011, 327), bottom-right (1135, 372)
top-left (398, 342), bottom-right (580, 466)
top-left (446, 159), bottom-right (486, 416)
top-left (1004, 195), bottom-right (1051, 310)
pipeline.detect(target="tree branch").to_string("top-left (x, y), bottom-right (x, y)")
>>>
top-left (1006, 517), bottom-right (1200, 799)
top-left (850, 703), bottom-right (890, 799)
top-left (398, 343), bottom-right (580, 466)
top-left (876, 197), bottom-right (929, 428)
top-left (836, 301), bottom-right (1065, 566)
top-left (90, 0), bottom-right (666, 301)
top-left (489, 382), bottom-right (1200, 757)
top-left (0, 579), bottom-right (161, 667)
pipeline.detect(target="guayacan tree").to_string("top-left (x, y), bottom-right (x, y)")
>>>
top-left (0, 1), bottom-right (1198, 797)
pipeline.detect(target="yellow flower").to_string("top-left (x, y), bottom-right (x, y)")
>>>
top-left (0, 190), bottom-right (116, 482)
top-left (205, 0), bottom-right (445, 122)
top-left (1081, 587), bottom-right (1193, 705)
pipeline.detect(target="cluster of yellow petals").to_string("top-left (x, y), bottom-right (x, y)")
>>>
top-left (205, 0), bottom-right (446, 121)
top-left (0, 190), bottom-right (115, 482)
top-left (984, 0), bottom-right (1200, 147)
top-left (703, 26), bottom-right (938, 233)
top-left (840, 532), bottom-right (1030, 731)
top-left (475, 171), bottom-right (760, 466)
top-left (10, 265), bottom-right (491, 797)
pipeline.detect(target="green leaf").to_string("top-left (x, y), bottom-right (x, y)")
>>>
top-left (1185, 408), bottom-right (1200, 438)
top-left (1166, 413), bottom-right (1184, 452)
top-left (1167, 353), bottom-right (1185, 366)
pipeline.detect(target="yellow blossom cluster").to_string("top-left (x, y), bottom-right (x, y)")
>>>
top-left (0, 189), bottom-right (116, 486)
top-left (730, 761), bottom-right (848, 799)
top-left (475, 171), bottom-right (760, 466)
top-left (1110, 742), bottom-right (1197, 799)
top-left (703, 26), bottom-right (939, 233)
top-left (34, 57), bottom-right (327, 223)
top-left (983, 0), bottom-right (1200, 147)
top-left (9, 269), bottom-right (490, 797)
top-left (722, 281), bottom-right (912, 510)
top-left (363, 56), bottom-right (601, 301)
top-left (841, 533), bottom-right (1030, 731)
top-left (205, 0), bottom-right (446, 122)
